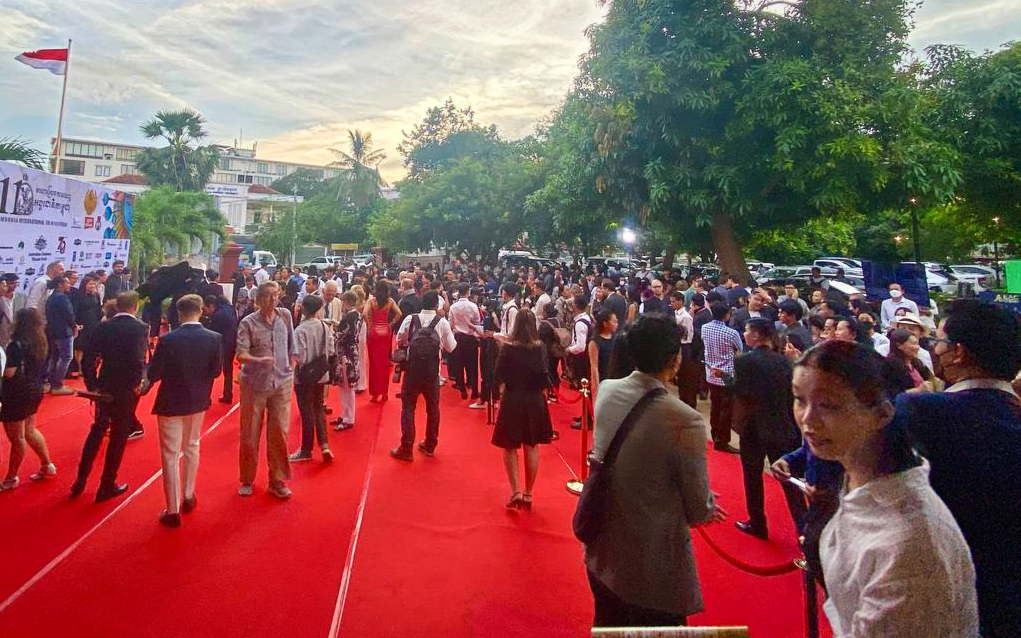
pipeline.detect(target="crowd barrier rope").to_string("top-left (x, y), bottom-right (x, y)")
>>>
top-left (565, 379), bottom-right (591, 495)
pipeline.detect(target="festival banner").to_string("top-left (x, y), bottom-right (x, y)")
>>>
top-left (0, 160), bottom-right (133, 293)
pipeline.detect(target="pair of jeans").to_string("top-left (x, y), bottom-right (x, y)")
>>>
top-left (708, 383), bottom-right (733, 446)
top-left (399, 378), bottom-right (440, 452)
top-left (46, 336), bottom-right (74, 388)
top-left (587, 570), bottom-right (686, 628)
top-left (76, 390), bottom-right (139, 489)
top-left (451, 333), bottom-right (480, 396)
top-left (295, 382), bottom-right (327, 454)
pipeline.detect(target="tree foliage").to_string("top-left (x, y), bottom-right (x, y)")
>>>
top-left (397, 98), bottom-right (500, 180)
top-left (135, 109), bottom-right (220, 191)
top-left (329, 129), bottom-right (387, 209)
top-left (0, 137), bottom-right (45, 169)
top-left (129, 186), bottom-right (226, 274)
top-left (269, 168), bottom-right (330, 199)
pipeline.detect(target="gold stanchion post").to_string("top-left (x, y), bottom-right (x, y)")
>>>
top-left (566, 378), bottom-right (590, 495)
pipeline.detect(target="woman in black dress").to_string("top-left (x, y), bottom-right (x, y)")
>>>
top-left (72, 275), bottom-right (103, 378)
top-left (492, 308), bottom-right (553, 511)
top-left (587, 309), bottom-right (619, 402)
top-left (1, 308), bottom-right (55, 491)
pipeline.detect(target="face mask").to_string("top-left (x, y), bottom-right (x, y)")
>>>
top-left (890, 290), bottom-right (902, 299)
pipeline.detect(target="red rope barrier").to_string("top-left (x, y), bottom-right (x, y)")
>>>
top-left (695, 527), bottom-right (800, 577)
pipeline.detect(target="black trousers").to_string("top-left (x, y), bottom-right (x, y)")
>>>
top-left (76, 391), bottom-right (140, 489)
top-left (708, 384), bottom-right (733, 445)
top-left (295, 382), bottom-right (327, 454)
top-left (221, 347), bottom-right (236, 400)
top-left (479, 340), bottom-right (498, 402)
top-left (676, 346), bottom-right (700, 410)
top-left (739, 432), bottom-right (808, 533)
top-left (588, 570), bottom-right (686, 628)
top-left (451, 333), bottom-right (480, 396)
top-left (400, 377), bottom-right (440, 452)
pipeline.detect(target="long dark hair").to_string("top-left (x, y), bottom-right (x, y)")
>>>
top-left (11, 308), bottom-right (48, 361)
top-left (373, 280), bottom-right (390, 307)
top-left (508, 308), bottom-right (540, 348)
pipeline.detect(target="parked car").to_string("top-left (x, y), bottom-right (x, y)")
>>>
top-left (813, 258), bottom-right (863, 275)
top-left (297, 256), bottom-right (342, 271)
top-left (902, 262), bottom-right (960, 293)
top-left (351, 254), bottom-right (375, 267)
top-left (950, 264), bottom-right (996, 290)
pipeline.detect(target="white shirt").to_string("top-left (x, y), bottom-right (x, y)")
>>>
top-left (495, 301), bottom-right (518, 343)
top-left (254, 268), bottom-right (270, 286)
top-left (395, 310), bottom-right (457, 354)
top-left (880, 297), bottom-right (919, 330)
top-left (821, 465), bottom-right (978, 638)
top-left (533, 292), bottom-right (551, 327)
top-left (25, 275), bottom-right (50, 310)
top-left (675, 307), bottom-right (694, 345)
top-left (870, 331), bottom-right (890, 351)
top-left (567, 312), bottom-right (591, 355)
top-left (448, 298), bottom-right (482, 336)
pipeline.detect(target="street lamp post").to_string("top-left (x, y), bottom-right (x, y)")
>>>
top-left (993, 216), bottom-right (1001, 287)
top-left (621, 227), bottom-right (636, 265)
top-left (909, 197), bottom-right (922, 266)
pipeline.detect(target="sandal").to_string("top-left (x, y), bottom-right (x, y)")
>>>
top-left (521, 493), bottom-right (533, 511)
top-left (506, 492), bottom-right (523, 509)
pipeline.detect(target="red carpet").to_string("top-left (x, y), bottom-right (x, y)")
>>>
top-left (0, 369), bottom-right (830, 637)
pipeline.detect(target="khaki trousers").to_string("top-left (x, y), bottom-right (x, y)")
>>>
top-left (239, 381), bottom-right (292, 485)
top-left (157, 412), bottom-right (204, 514)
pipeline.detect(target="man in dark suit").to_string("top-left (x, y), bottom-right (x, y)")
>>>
top-left (897, 299), bottom-right (1021, 638)
top-left (730, 318), bottom-right (806, 540)
top-left (204, 295), bottom-right (238, 404)
top-left (147, 294), bottom-right (222, 528)
top-left (198, 269), bottom-right (224, 299)
top-left (71, 291), bottom-right (149, 502)
top-left (728, 288), bottom-right (776, 342)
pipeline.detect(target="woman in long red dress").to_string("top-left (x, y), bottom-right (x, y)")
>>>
top-left (363, 280), bottom-right (402, 402)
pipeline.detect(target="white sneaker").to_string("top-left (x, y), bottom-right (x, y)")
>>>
top-left (0, 477), bottom-right (20, 491)
top-left (30, 463), bottom-right (57, 481)
top-left (468, 401), bottom-right (487, 410)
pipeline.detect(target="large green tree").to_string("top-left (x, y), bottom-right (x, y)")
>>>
top-left (582, 0), bottom-right (960, 283)
top-left (397, 98), bottom-right (500, 180)
top-left (269, 167), bottom-right (330, 199)
top-left (135, 109), bottom-right (220, 191)
top-left (129, 186), bottom-right (226, 274)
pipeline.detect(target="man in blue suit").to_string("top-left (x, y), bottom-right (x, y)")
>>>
top-left (146, 294), bottom-right (222, 528)
top-left (897, 299), bottom-right (1021, 638)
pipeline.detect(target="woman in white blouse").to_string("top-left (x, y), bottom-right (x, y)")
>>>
top-left (792, 340), bottom-right (978, 637)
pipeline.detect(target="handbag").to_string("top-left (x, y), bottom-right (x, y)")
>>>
top-left (572, 387), bottom-right (667, 544)
top-left (295, 320), bottom-right (331, 385)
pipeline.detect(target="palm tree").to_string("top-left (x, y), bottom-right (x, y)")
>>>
top-left (129, 186), bottom-right (226, 274)
top-left (329, 129), bottom-right (387, 209)
top-left (135, 109), bottom-right (220, 191)
top-left (0, 137), bottom-right (45, 169)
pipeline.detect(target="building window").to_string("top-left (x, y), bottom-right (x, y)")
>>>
top-left (276, 164), bottom-right (287, 176)
top-left (59, 159), bottom-right (85, 175)
top-left (115, 148), bottom-right (138, 161)
top-left (254, 176), bottom-right (273, 186)
top-left (219, 158), bottom-right (232, 170)
top-left (121, 164), bottom-right (135, 174)
top-left (236, 174), bottom-right (253, 184)
top-left (64, 142), bottom-right (103, 158)
top-left (94, 165), bottom-right (111, 177)
top-left (257, 162), bottom-right (269, 174)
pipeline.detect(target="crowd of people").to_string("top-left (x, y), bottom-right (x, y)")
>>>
top-left (1, 253), bottom-right (1018, 636)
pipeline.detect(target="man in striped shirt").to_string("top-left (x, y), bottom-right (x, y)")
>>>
top-left (700, 302), bottom-right (742, 454)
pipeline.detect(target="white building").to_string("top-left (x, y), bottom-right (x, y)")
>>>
top-left (54, 137), bottom-right (334, 234)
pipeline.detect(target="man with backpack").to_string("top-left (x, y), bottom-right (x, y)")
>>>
top-left (391, 290), bottom-right (456, 462)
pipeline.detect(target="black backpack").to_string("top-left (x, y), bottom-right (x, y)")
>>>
top-left (406, 314), bottom-right (442, 380)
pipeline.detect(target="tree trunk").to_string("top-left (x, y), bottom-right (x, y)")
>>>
top-left (662, 241), bottom-right (676, 270)
top-left (710, 211), bottom-right (752, 286)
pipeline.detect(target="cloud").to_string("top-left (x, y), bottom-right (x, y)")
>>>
top-left (2, 0), bottom-right (1019, 182)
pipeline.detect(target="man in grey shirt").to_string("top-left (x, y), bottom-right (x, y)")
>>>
top-left (236, 281), bottom-right (295, 499)
top-left (585, 314), bottom-right (727, 628)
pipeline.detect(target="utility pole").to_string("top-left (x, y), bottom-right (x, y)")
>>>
top-left (909, 197), bottom-right (922, 266)
top-left (291, 184), bottom-right (298, 267)
top-left (993, 216), bottom-right (1001, 287)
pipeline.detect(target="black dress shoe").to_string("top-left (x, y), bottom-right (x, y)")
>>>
top-left (69, 478), bottom-right (86, 497)
top-left (417, 441), bottom-right (434, 457)
top-left (95, 483), bottom-right (129, 503)
top-left (735, 520), bottom-right (768, 540)
top-left (390, 447), bottom-right (414, 462)
top-left (181, 494), bottom-right (197, 514)
top-left (714, 442), bottom-right (740, 454)
top-left (159, 511), bottom-right (182, 528)
top-left (460, 389), bottom-right (468, 400)
top-left (550, 430), bottom-right (560, 441)
top-left (218, 396), bottom-right (233, 404)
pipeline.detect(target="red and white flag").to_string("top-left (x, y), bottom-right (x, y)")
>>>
top-left (15, 48), bottom-right (69, 75)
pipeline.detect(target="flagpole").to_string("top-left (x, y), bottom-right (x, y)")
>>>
top-left (51, 38), bottom-right (71, 173)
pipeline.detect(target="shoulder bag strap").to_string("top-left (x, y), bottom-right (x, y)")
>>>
top-left (602, 387), bottom-right (668, 467)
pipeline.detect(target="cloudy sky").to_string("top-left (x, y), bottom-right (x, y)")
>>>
top-left (1, 0), bottom-right (1018, 183)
